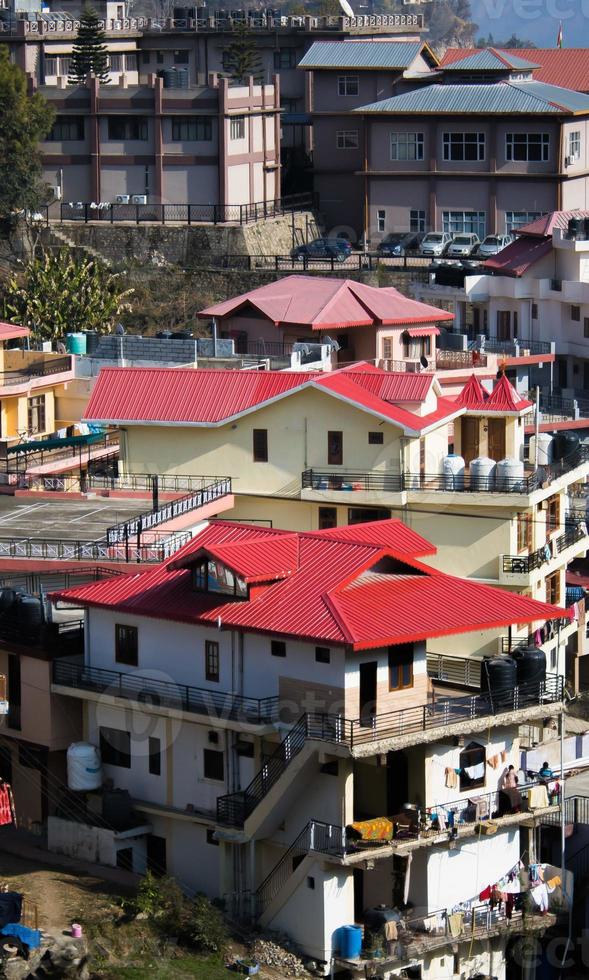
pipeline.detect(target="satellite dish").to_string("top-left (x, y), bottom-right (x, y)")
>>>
top-left (420, 355), bottom-right (429, 369)
top-left (338, 0), bottom-right (355, 16)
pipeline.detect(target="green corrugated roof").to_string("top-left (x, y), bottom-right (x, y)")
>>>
top-left (298, 40), bottom-right (424, 70)
top-left (354, 80), bottom-right (589, 114)
top-left (8, 431), bottom-right (106, 454)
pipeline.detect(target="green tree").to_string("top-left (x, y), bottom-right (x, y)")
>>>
top-left (4, 249), bottom-right (133, 341)
top-left (222, 21), bottom-right (263, 84)
top-left (68, 4), bottom-right (110, 85)
top-left (0, 48), bottom-right (54, 222)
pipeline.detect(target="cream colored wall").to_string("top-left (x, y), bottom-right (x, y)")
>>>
top-left (402, 504), bottom-right (511, 580)
top-left (122, 387), bottom-right (406, 492)
top-left (0, 388), bottom-right (55, 439)
top-left (54, 378), bottom-right (94, 428)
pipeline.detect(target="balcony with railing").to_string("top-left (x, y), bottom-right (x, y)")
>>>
top-left (301, 443), bottom-right (589, 503)
top-left (52, 658), bottom-right (280, 727)
top-left (0, 353), bottom-right (73, 393)
top-left (500, 522), bottom-right (588, 585)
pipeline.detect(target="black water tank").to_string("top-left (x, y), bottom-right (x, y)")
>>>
top-left (583, 216), bottom-right (589, 240)
top-left (15, 595), bottom-right (42, 631)
top-left (512, 646), bottom-right (546, 687)
top-left (84, 330), bottom-right (99, 355)
top-left (103, 788), bottom-right (133, 830)
top-left (481, 656), bottom-right (517, 708)
top-left (175, 68), bottom-right (189, 89)
top-left (553, 430), bottom-right (579, 461)
top-left (363, 906), bottom-right (400, 931)
top-left (0, 589), bottom-right (17, 614)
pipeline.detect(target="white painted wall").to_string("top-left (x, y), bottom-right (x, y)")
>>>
top-left (425, 828), bottom-right (519, 913)
top-left (424, 727), bottom-right (518, 809)
top-left (270, 860), bottom-right (354, 963)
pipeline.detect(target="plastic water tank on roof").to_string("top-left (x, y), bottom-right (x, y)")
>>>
top-left (470, 456), bottom-right (496, 491)
top-left (529, 433), bottom-right (553, 467)
top-left (443, 454), bottom-right (465, 491)
top-left (496, 458), bottom-right (524, 492)
top-left (67, 743), bottom-right (102, 792)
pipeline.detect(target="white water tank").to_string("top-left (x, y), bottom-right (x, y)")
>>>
top-left (443, 454), bottom-right (465, 490)
top-left (67, 742), bottom-right (102, 792)
top-left (496, 457), bottom-right (525, 492)
top-left (529, 433), bottom-right (553, 467)
top-left (470, 456), bottom-right (496, 491)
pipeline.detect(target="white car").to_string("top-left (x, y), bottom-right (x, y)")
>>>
top-left (477, 234), bottom-right (513, 258)
top-left (420, 232), bottom-right (453, 257)
top-left (446, 233), bottom-right (480, 257)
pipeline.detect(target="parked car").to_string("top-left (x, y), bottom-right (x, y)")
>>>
top-left (446, 233), bottom-right (480, 258)
top-left (291, 238), bottom-right (352, 262)
top-left (420, 232), bottom-right (453, 257)
top-left (477, 234), bottom-right (513, 258)
top-left (377, 232), bottom-right (424, 257)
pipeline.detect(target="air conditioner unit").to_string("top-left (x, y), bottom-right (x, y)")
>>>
top-left (132, 194), bottom-right (147, 204)
top-left (115, 194), bottom-right (130, 204)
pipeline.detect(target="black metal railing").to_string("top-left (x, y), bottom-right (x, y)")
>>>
top-left (217, 713), bottom-right (350, 827)
top-left (468, 336), bottom-right (552, 356)
top-left (349, 674), bottom-right (563, 747)
top-left (0, 528), bottom-right (193, 564)
top-left (302, 444), bottom-right (589, 497)
top-left (60, 195), bottom-right (315, 227)
top-left (255, 820), bottom-right (346, 915)
top-left (105, 477), bottom-right (232, 545)
top-left (204, 252), bottom-right (433, 273)
top-left (0, 355), bottom-right (73, 386)
top-left (502, 523), bottom-right (587, 574)
top-left (52, 659), bottom-right (279, 724)
top-left (426, 653), bottom-right (481, 688)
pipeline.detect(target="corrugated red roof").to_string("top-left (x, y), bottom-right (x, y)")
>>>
top-left (83, 364), bottom-right (462, 436)
top-left (199, 275), bottom-right (454, 330)
top-left (54, 519), bottom-right (563, 650)
top-left (405, 326), bottom-right (440, 337)
top-left (453, 373), bottom-right (532, 413)
top-left (441, 47), bottom-right (589, 92)
top-left (0, 322), bottom-right (30, 340)
top-left (483, 236), bottom-right (553, 277)
top-left (516, 209), bottom-right (589, 237)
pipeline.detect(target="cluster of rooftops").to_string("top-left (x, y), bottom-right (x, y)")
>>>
top-left (300, 40), bottom-right (589, 116)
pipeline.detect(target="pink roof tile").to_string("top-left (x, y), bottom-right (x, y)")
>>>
top-left (441, 47), bottom-right (589, 93)
top-left (199, 275), bottom-right (454, 331)
top-left (0, 322), bottom-right (30, 341)
top-left (453, 374), bottom-right (532, 414)
top-left (516, 210), bottom-right (589, 237)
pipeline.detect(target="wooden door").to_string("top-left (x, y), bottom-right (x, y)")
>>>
top-left (461, 417), bottom-right (480, 466)
top-left (488, 418), bottom-right (506, 461)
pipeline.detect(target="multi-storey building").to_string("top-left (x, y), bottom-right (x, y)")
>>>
top-left (82, 362), bottom-right (589, 687)
top-left (302, 45), bottom-right (589, 241)
top-left (39, 72), bottom-right (281, 207)
top-left (49, 517), bottom-right (567, 978)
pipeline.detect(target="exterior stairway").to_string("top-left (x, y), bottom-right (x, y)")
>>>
top-left (216, 713), bottom-right (348, 832)
top-left (255, 820), bottom-right (346, 927)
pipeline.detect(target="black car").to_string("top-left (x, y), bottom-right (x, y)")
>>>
top-left (377, 232), bottom-right (424, 257)
top-left (291, 238), bottom-right (352, 263)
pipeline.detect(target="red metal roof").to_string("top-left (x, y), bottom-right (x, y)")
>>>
top-left (441, 47), bottom-right (589, 92)
top-left (0, 322), bottom-right (30, 341)
top-left (199, 275), bottom-right (454, 330)
top-left (453, 374), bottom-right (532, 413)
top-left (404, 326), bottom-right (440, 337)
top-left (54, 518), bottom-right (564, 650)
top-left (84, 364), bottom-right (462, 436)
top-left (515, 209), bottom-right (589, 238)
top-left (483, 237), bottom-right (553, 277)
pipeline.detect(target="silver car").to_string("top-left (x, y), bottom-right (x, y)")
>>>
top-left (446, 233), bottom-right (480, 257)
top-left (477, 234), bottom-right (513, 258)
top-left (420, 232), bottom-right (453, 257)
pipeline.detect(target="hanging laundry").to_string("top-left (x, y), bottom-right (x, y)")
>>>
top-left (436, 810), bottom-right (447, 832)
top-left (448, 913), bottom-right (464, 937)
top-left (543, 544), bottom-right (551, 562)
top-left (501, 750), bottom-right (508, 763)
top-left (384, 920), bottom-right (397, 942)
top-left (403, 852), bottom-right (412, 906)
top-left (506, 894), bottom-right (514, 920)
top-left (479, 885), bottom-right (492, 901)
top-left (531, 883), bottom-right (549, 913)
top-left (546, 876), bottom-right (561, 892)
top-left (487, 755), bottom-right (499, 770)
top-left (464, 762), bottom-right (485, 780)
top-left (445, 768), bottom-right (458, 789)
top-left (0, 784), bottom-right (14, 827)
top-left (534, 628), bottom-right (543, 647)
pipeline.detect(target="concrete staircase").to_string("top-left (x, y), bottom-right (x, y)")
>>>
top-left (40, 224), bottom-right (112, 266)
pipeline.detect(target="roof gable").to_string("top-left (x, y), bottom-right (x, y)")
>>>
top-left (297, 40), bottom-right (435, 70)
top-left (441, 47), bottom-right (589, 92)
top-left (442, 47), bottom-right (540, 71)
top-left (354, 80), bottom-right (589, 115)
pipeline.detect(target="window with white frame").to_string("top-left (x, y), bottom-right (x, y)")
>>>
top-left (377, 210), bottom-right (385, 233)
top-left (390, 132), bottom-right (424, 161)
top-left (44, 56), bottom-right (57, 76)
top-left (569, 130), bottom-right (581, 161)
top-left (442, 210), bottom-right (486, 238)
top-left (442, 132), bottom-right (485, 161)
top-left (59, 56), bottom-right (71, 76)
top-left (410, 209), bottom-right (426, 233)
top-left (505, 132), bottom-right (549, 162)
top-left (336, 130), bottom-right (359, 149)
top-left (109, 53), bottom-right (123, 72)
top-left (337, 75), bottom-right (359, 96)
top-left (230, 116), bottom-right (245, 140)
top-left (505, 211), bottom-right (542, 233)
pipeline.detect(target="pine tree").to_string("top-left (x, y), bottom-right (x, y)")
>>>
top-left (68, 4), bottom-right (110, 85)
top-left (222, 22), bottom-right (263, 85)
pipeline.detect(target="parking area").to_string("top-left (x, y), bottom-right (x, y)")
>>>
top-left (0, 497), bottom-right (148, 543)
